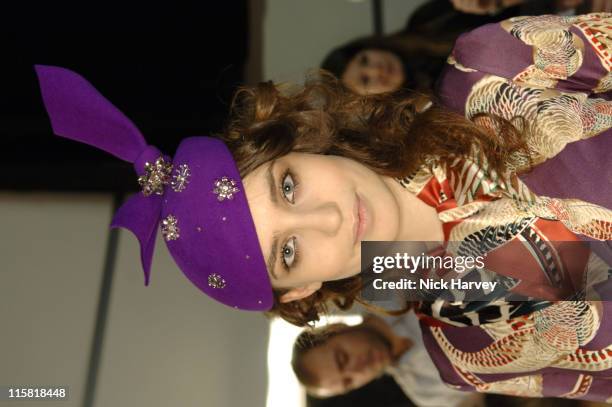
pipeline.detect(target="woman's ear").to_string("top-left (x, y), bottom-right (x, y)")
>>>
top-left (279, 282), bottom-right (323, 303)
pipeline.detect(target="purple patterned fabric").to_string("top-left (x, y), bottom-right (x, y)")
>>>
top-left (35, 65), bottom-right (273, 311)
top-left (452, 24), bottom-right (532, 81)
top-left (419, 299), bottom-right (612, 401)
top-left (436, 20), bottom-right (612, 211)
top-left (427, 15), bottom-right (612, 401)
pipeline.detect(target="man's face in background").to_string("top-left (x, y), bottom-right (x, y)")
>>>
top-left (300, 326), bottom-right (393, 397)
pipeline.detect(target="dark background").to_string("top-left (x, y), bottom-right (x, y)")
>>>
top-left (1, 1), bottom-right (247, 191)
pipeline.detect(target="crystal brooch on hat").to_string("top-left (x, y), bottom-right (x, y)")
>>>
top-left (161, 214), bottom-right (180, 241)
top-left (138, 157), bottom-right (173, 196)
top-left (171, 164), bottom-right (190, 192)
top-left (208, 273), bottom-right (226, 289)
top-left (213, 177), bottom-right (239, 201)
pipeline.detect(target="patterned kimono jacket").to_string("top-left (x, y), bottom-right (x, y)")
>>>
top-left (409, 14), bottom-right (612, 402)
top-left (436, 13), bottom-right (612, 211)
top-left (403, 147), bottom-right (612, 400)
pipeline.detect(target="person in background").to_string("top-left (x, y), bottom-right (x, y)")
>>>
top-left (292, 313), bottom-right (485, 407)
top-left (322, 0), bottom-right (610, 95)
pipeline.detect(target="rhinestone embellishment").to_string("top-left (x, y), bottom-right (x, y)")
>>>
top-left (171, 164), bottom-right (190, 192)
top-left (208, 273), bottom-right (226, 289)
top-left (138, 157), bottom-right (173, 196)
top-left (161, 214), bottom-right (180, 241)
top-left (213, 177), bottom-right (239, 201)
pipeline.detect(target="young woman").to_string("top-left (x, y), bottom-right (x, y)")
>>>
top-left (36, 13), bottom-right (611, 404)
top-left (37, 25), bottom-right (611, 406)
top-left (36, 13), bottom-right (611, 320)
top-left (223, 68), bottom-right (611, 327)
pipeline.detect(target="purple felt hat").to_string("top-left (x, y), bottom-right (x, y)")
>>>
top-left (35, 65), bottom-right (273, 311)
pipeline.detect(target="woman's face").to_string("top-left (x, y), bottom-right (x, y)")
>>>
top-left (341, 49), bottom-right (405, 95)
top-left (243, 152), bottom-right (403, 301)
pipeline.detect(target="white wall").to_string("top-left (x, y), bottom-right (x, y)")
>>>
top-left (383, 0), bottom-right (429, 34)
top-left (1, 193), bottom-right (111, 407)
top-left (1, 193), bottom-right (269, 407)
top-left (264, 0), bottom-right (373, 82)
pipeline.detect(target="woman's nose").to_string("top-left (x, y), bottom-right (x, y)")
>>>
top-left (286, 202), bottom-right (342, 235)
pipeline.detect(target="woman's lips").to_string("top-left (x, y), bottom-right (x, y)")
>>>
top-left (354, 194), bottom-right (368, 245)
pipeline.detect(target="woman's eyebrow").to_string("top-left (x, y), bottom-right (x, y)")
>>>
top-left (267, 159), bottom-right (278, 204)
top-left (266, 160), bottom-right (279, 279)
top-left (267, 237), bottom-right (279, 280)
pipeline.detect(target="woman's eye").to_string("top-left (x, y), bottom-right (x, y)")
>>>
top-left (281, 171), bottom-right (296, 203)
top-left (281, 237), bottom-right (297, 269)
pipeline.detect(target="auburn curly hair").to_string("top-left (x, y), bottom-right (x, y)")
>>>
top-left (221, 72), bottom-right (529, 327)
